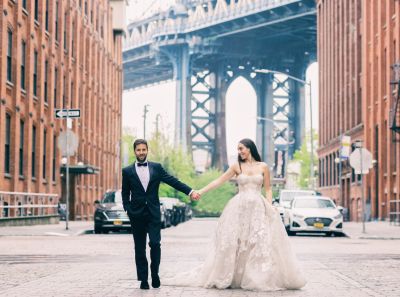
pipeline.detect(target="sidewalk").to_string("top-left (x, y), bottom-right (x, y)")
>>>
top-left (344, 221), bottom-right (400, 240)
top-left (0, 221), bottom-right (93, 237)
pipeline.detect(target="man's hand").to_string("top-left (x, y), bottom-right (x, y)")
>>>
top-left (190, 191), bottom-right (201, 201)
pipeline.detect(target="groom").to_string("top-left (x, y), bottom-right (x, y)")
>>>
top-left (122, 139), bottom-right (200, 290)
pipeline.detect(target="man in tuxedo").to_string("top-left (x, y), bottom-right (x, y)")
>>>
top-left (122, 139), bottom-right (200, 290)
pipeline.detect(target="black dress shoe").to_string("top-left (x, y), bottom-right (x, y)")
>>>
top-left (140, 281), bottom-right (150, 290)
top-left (152, 276), bottom-right (161, 288)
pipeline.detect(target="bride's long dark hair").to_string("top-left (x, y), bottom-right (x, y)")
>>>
top-left (237, 139), bottom-right (262, 171)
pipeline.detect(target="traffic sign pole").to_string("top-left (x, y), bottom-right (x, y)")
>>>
top-left (55, 108), bottom-right (80, 231)
top-left (354, 140), bottom-right (366, 234)
top-left (66, 111), bottom-right (70, 231)
top-left (359, 142), bottom-right (366, 234)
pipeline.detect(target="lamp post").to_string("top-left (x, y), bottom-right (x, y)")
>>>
top-left (255, 69), bottom-right (315, 189)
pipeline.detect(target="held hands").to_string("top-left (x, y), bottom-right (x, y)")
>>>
top-left (190, 190), bottom-right (202, 201)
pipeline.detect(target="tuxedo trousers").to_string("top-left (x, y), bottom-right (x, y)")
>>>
top-left (128, 207), bottom-right (161, 281)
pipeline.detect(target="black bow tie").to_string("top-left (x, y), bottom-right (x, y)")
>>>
top-left (137, 162), bottom-right (148, 167)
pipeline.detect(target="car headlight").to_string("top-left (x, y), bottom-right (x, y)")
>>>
top-left (334, 213), bottom-right (343, 219)
top-left (293, 213), bottom-right (304, 219)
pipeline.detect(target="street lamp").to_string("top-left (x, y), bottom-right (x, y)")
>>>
top-left (255, 68), bottom-right (315, 189)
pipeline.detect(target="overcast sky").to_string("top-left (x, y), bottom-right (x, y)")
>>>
top-left (123, 1), bottom-right (319, 159)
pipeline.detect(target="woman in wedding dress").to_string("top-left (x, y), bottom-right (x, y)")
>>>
top-left (169, 138), bottom-right (306, 291)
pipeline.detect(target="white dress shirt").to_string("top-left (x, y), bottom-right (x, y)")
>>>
top-left (135, 160), bottom-right (150, 191)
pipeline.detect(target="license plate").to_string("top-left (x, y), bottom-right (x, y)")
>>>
top-left (314, 222), bottom-right (324, 229)
top-left (113, 220), bottom-right (123, 226)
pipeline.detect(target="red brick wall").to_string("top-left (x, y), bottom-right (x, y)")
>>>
top-left (318, 0), bottom-right (400, 221)
top-left (0, 0), bottom-right (122, 220)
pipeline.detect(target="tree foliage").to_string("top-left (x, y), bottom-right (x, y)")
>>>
top-left (291, 130), bottom-right (318, 189)
top-left (122, 130), bottom-right (237, 215)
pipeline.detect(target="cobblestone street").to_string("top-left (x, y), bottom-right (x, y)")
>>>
top-left (0, 219), bottom-right (399, 297)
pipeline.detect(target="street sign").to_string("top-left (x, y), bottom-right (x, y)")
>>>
top-left (55, 109), bottom-right (81, 119)
top-left (58, 129), bottom-right (79, 157)
top-left (349, 148), bottom-right (373, 174)
top-left (340, 135), bottom-right (351, 158)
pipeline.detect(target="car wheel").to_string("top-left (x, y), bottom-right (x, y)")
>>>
top-left (287, 230), bottom-right (296, 236)
top-left (94, 225), bottom-right (102, 234)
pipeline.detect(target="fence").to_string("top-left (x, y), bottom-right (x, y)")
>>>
top-left (389, 199), bottom-right (400, 226)
top-left (0, 191), bottom-right (59, 220)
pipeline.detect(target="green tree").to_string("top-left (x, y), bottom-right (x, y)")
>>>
top-left (121, 129), bottom-right (237, 215)
top-left (191, 169), bottom-right (237, 216)
top-left (291, 130), bottom-right (318, 189)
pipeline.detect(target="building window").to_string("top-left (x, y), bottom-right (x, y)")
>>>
top-left (64, 12), bottom-right (67, 51)
top-left (34, 0), bottom-right (39, 21)
top-left (72, 21), bottom-right (75, 57)
top-left (45, 0), bottom-right (49, 30)
top-left (22, 0), bottom-right (27, 10)
top-left (43, 129), bottom-right (47, 179)
top-left (5, 114), bottom-right (11, 174)
top-left (54, 67), bottom-right (58, 107)
top-left (52, 136), bottom-right (57, 182)
top-left (44, 60), bottom-right (48, 102)
top-left (71, 81), bottom-right (74, 102)
top-left (32, 126), bottom-right (36, 178)
top-left (63, 76), bottom-right (66, 108)
top-left (19, 120), bottom-right (24, 176)
top-left (21, 41), bottom-right (26, 90)
top-left (55, 1), bottom-right (59, 41)
top-left (33, 50), bottom-right (38, 97)
top-left (7, 30), bottom-right (12, 82)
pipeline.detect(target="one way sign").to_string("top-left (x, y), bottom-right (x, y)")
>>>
top-left (55, 109), bottom-right (81, 119)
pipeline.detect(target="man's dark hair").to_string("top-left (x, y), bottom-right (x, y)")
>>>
top-left (133, 139), bottom-right (148, 150)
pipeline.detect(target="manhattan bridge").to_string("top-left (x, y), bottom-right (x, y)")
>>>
top-left (123, 0), bottom-right (316, 180)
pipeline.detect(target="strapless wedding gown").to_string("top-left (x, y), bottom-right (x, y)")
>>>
top-left (166, 174), bottom-right (307, 291)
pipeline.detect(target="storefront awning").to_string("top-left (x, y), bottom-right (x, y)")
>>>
top-left (60, 165), bottom-right (100, 175)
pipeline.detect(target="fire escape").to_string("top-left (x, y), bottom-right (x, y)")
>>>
top-left (389, 63), bottom-right (400, 225)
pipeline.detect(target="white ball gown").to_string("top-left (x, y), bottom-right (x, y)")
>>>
top-left (166, 174), bottom-right (307, 291)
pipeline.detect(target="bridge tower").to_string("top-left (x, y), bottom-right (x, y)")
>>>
top-left (123, 0), bottom-right (316, 174)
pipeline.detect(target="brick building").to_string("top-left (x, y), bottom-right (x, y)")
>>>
top-left (317, 0), bottom-right (400, 222)
top-left (0, 0), bottom-right (124, 220)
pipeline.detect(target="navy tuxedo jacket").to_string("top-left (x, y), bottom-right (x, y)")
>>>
top-left (121, 162), bottom-right (192, 220)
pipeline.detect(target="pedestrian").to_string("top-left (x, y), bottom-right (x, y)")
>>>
top-left (121, 139), bottom-right (200, 290)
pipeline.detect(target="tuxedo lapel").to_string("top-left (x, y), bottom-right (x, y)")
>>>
top-left (148, 162), bottom-right (155, 187)
top-left (131, 163), bottom-right (146, 193)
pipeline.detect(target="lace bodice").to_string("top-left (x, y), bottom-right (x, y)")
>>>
top-left (237, 174), bottom-right (263, 193)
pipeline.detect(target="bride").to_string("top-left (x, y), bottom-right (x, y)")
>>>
top-left (168, 138), bottom-right (306, 291)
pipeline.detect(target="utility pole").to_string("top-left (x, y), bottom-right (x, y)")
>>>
top-left (143, 104), bottom-right (149, 139)
top-left (309, 81), bottom-right (315, 189)
top-left (155, 113), bottom-right (161, 136)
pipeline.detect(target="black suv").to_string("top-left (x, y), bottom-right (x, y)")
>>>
top-left (94, 190), bottom-right (131, 234)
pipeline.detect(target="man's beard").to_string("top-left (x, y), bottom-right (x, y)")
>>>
top-left (136, 155), bottom-right (147, 162)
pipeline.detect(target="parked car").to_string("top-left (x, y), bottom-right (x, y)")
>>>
top-left (160, 202), bottom-right (172, 229)
top-left (277, 189), bottom-right (317, 226)
top-left (159, 197), bottom-right (192, 226)
top-left (94, 190), bottom-right (131, 234)
top-left (286, 195), bottom-right (344, 236)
